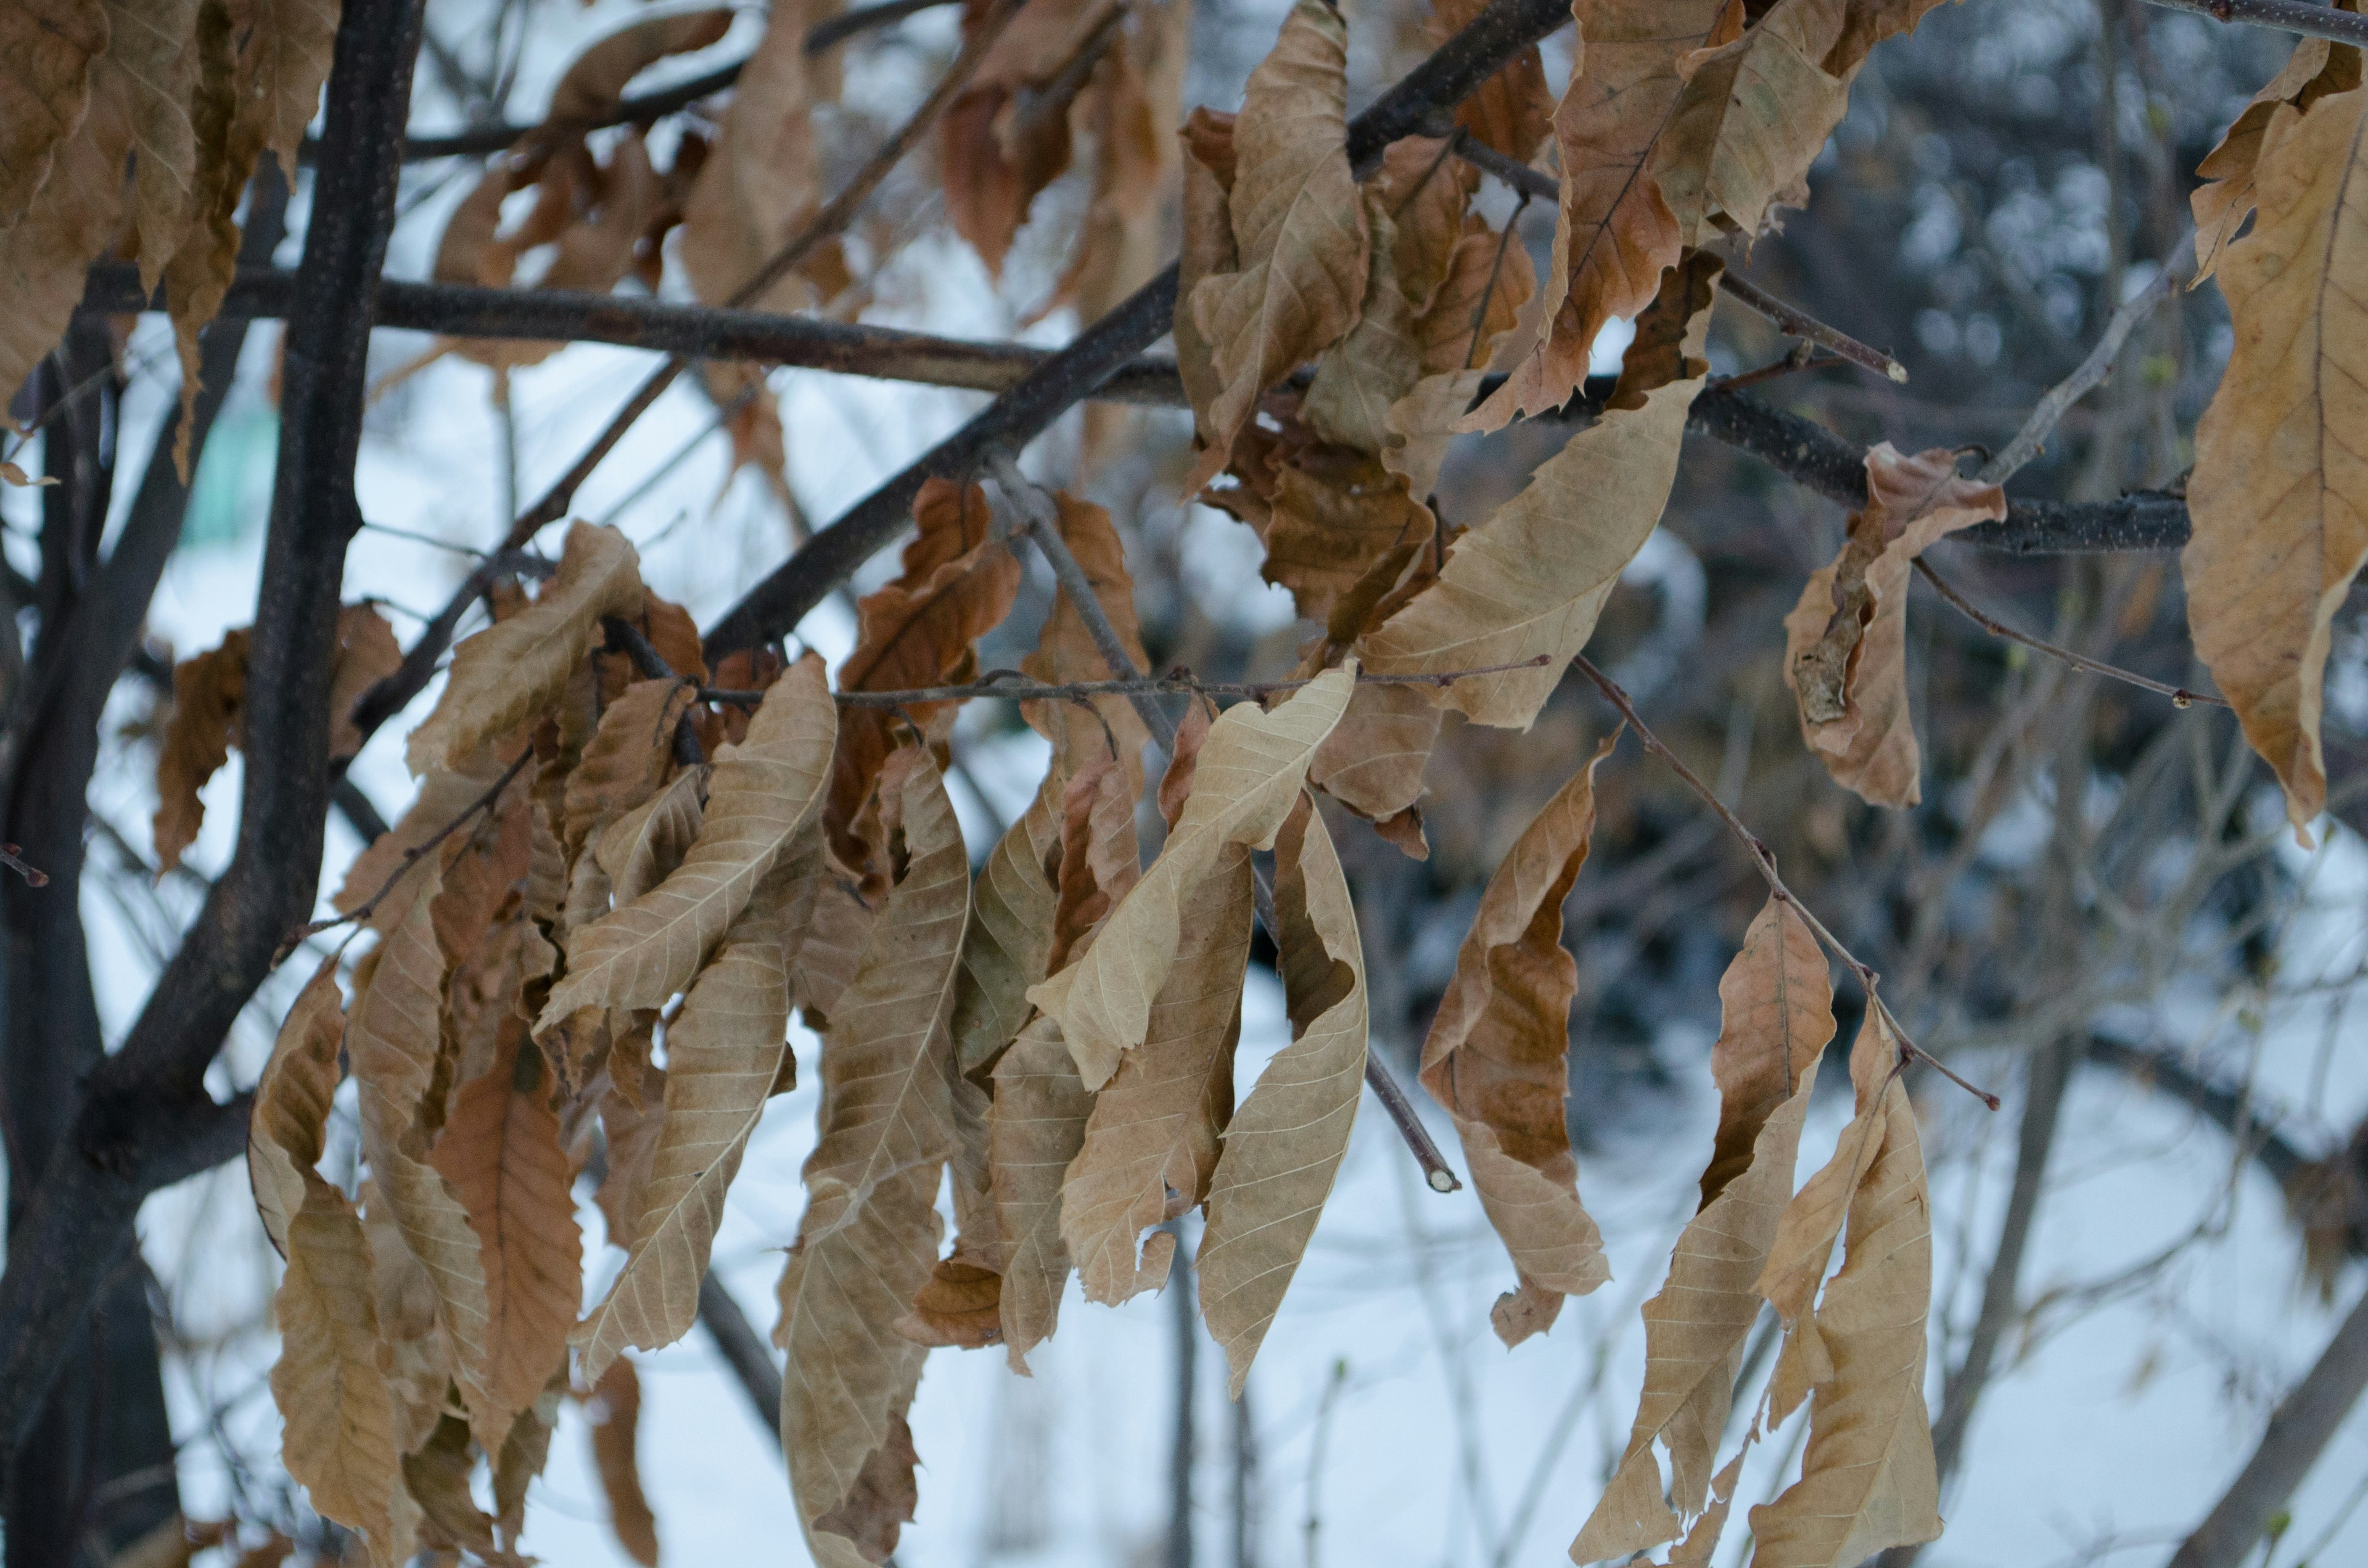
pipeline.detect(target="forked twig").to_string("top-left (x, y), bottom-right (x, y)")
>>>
top-left (284, 747), bottom-right (534, 951)
top-left (1569, 654), bottom-right (2001, 1110)
top-left (1914, 558), bottom-right (2226, 709)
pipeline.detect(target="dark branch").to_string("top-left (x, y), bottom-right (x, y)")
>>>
top-left (2143, 0), bottom-right (2368, 49)
top-left (0, 0), bottom-right (425, 1469)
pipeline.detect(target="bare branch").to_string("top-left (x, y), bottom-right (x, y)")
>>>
top-left (1915, 558), bottom-right (2227, 707)
top-left (0, 0), bottom-right (426, 1469)
top-left (2166, 1284), bottom-right (2368, 1568)
top-left (2143, 0), bottom-right (2368, 50)
top-left (1978, 258), bottom-right (2182, 485)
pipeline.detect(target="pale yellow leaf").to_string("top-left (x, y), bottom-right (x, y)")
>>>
top-left (541, 654), bottom-right (834, 1022)
top-left (1028, 665), bottom-right (1354, 1089)
top-left (2185, 81), bottom-right (2368, 832)
top-left (574, 864), bottom-right (794, 1385)
top-left (1199, 795), bottom-right (1366, 1394)
top-left (1364, 263), bottom-right (1715, 727)
top-left (1180, 0), bottom-right (1369, 494)
top-left (407, 522), bottom-right (645, 778)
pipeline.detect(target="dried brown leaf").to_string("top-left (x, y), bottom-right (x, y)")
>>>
top-left (1029, 665), bottom-right (1353, 1088)
top-left (574, 863), bottom-right (794, 1385)
top-left (433, 1028), bottom-right (582, 1430)
top-left (1365, 260), bottom-right (1714, 727)
top-left (0, 0), bottom-right (107, 225)
top-left (1419, 736), bottom-right (1617, 1344)
top-left (542, 655), bottom-right (834, 1022)
top-left (1019, 491), bottom-right (1153, 790)
top-left (988, 1013), bottom-right (1097, 1367)
top-left (586, 1358), bottom-right (662, 1567)
top-left (1571, 897), bottom-right (1833, 1561)
top-left (1180, 0), bottom-right (1370, 493)
top-left (1059, 846), bottom-right (1250, 1306)
top-left (2185, 80), bottom-right (2368, 833)
top-left (825, 480), bottom-right (1020, 880)
top-left (1782, 444), bottom-right (2005, 808)
top-left (1199, 795), bottom-right (1367, 1393)
top-left (407, 522), bottom-right (645, 778)
top-left (152, 627), bottom-right (249, 875)
top-left (678, 0), bottom-right (823, 311)
top-left (1466, 0), bottom-right (1725, 429)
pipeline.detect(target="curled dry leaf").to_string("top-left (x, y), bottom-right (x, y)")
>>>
top-left (1658, 0), bottom-right (1852, 251)
top-left (574, 863), bottom-right (794, 1385)
top-left (1782, 443), bottom-right (2005, 808)
top-left (1029, 665), bottom-right (1354, 1089)
top-left (250, 960), bottom-right (421, 1567)
top-left (597, 765), bottom-right (707, 908)
top-left (585, 1357), bottom-right (662, 1567)
top-left (541, 654), bottom-right (834, 1024)
top-left (1180, 0), bottom-right (1370, 495)
top-left (1571, 896), bottom-right (1833, 1561)
top-left (0, 0), bottom-right (108, 226)
top-left (1198, 794), bottom-right (1367, 1394)
top-left (433, 1025), bottom-right (583, 1435)
top-left (1465, 0), bottom-right (1725, 430)
top-left (1364, 254), bottom-right (1716, 728)
top-left (989, 1014), bottom-right (1097, 1367)
top-left (408, 522), bottom-right (646, 778)
top-left (329, 604), bottom-right (401, 759)
top-left (152, 628), bottom-right (250, 875)
top-left (101, 0), bottom-right (200, 290)
top-left (825, 480), bottom-right (1020, 882)
top-left (2184, 76), bottom-right (2368, 834)
top-left (800, 745), bottom-right (970, 1241)
top-left (1175, 106), bottom-right (1238, 451)
top-left (1418, 735), bottom-right (1618, 1345)
top-left (678, 0), bottom-right (825, 312)
top-left (2190, 33), bottom-right (2358, 284)
top-left (1748, 1053), bottom-right (1940, 1567)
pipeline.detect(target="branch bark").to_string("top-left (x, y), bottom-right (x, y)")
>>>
top-left (76, 271), bottom-right (2198, 557)
top-left (0, 0), bottom-right (425, 1472)
top-left (2166, 1284), bottom-right (2368, 1568)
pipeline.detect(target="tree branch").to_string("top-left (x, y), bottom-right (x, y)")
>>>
top-left (2166, 1283), bottom-right (2368, 1568)
top-left (76, 271), bottom-right (2198, 556)
top-left (697, 1273), bottom-right (784, 1441)
top-left (0, 0), bottom-right (424, 1469)
top-left (324, 0), bottom-right (958, 164)
top-left (2143, 0), bottom-right (2368, 49)
top-left (699, 0), bottom-right (1590, 662)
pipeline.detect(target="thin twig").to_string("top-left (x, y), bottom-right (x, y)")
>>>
top-left (504, 0), bottom-right (1026, 546)
top-left (1718, 272), bottom-right (1910, 385)
top-left (1915, 558), bottom-right (2226, 708)
top-left (989, 454), bottom-right (1466, 1192)
top-left (1703, 342), bottom-right (1843, 393)
top-left (1978, 257), bottom-right (2181, 485)
top-left (286, 747), bottom-right (533, 948)
top-left (0, 844), bottom-right (48, 887)
top-left (1446, 131), bottom-right (1906, 383)
top-left (1568, 654), bottom-right (2002, 1110)
top-left (2142, 0), bottom-right (2368, 49)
